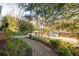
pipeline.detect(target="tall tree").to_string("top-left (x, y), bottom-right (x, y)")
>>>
top-left (18, 3), bottom-right (79, 33)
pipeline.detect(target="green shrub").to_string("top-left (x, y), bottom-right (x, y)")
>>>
top-left (50, 40), bottom-right (74, 56)
top-left (55, 40), bottom-right (79, 56)
top-left (7, 38), bottom-right (32, 56)
top-left (49, 40), bottom-right (61, 47)
top-left (57, 47), bottom-right (72, 56)
top-left (44, 37), bottom-right (52, 44)
top-left (69, 47), bottom-right (79, 56)
top-left (6, 16), bottom-right (20, 33)
top-left (19, 20), bottom-right (34, 33)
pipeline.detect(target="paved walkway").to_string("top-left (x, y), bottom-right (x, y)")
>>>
top-left (25, 38), bottom-right (57, 56)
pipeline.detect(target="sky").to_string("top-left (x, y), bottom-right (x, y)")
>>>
top-left (0, 3), bottom-right (30, 18)
top-left (1, 3), bottom-right (20, 17)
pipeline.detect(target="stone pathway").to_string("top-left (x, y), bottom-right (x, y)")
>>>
top-left (25, 38), bottom-right (57, 56)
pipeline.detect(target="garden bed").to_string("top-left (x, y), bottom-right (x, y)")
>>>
top-left (0, 33), bottom-right (32, 56)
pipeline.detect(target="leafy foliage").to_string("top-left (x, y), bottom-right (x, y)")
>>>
top-left (7, 16), bottom-right (20, 32)
top-left (19, 20), bottom-right (34, 33)
top-left (18, 3), bottom-right (79, 35)
top-left (7, 38), bottom-right (32, 56)
top-left (0, 34), bottom-right (32, 56)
